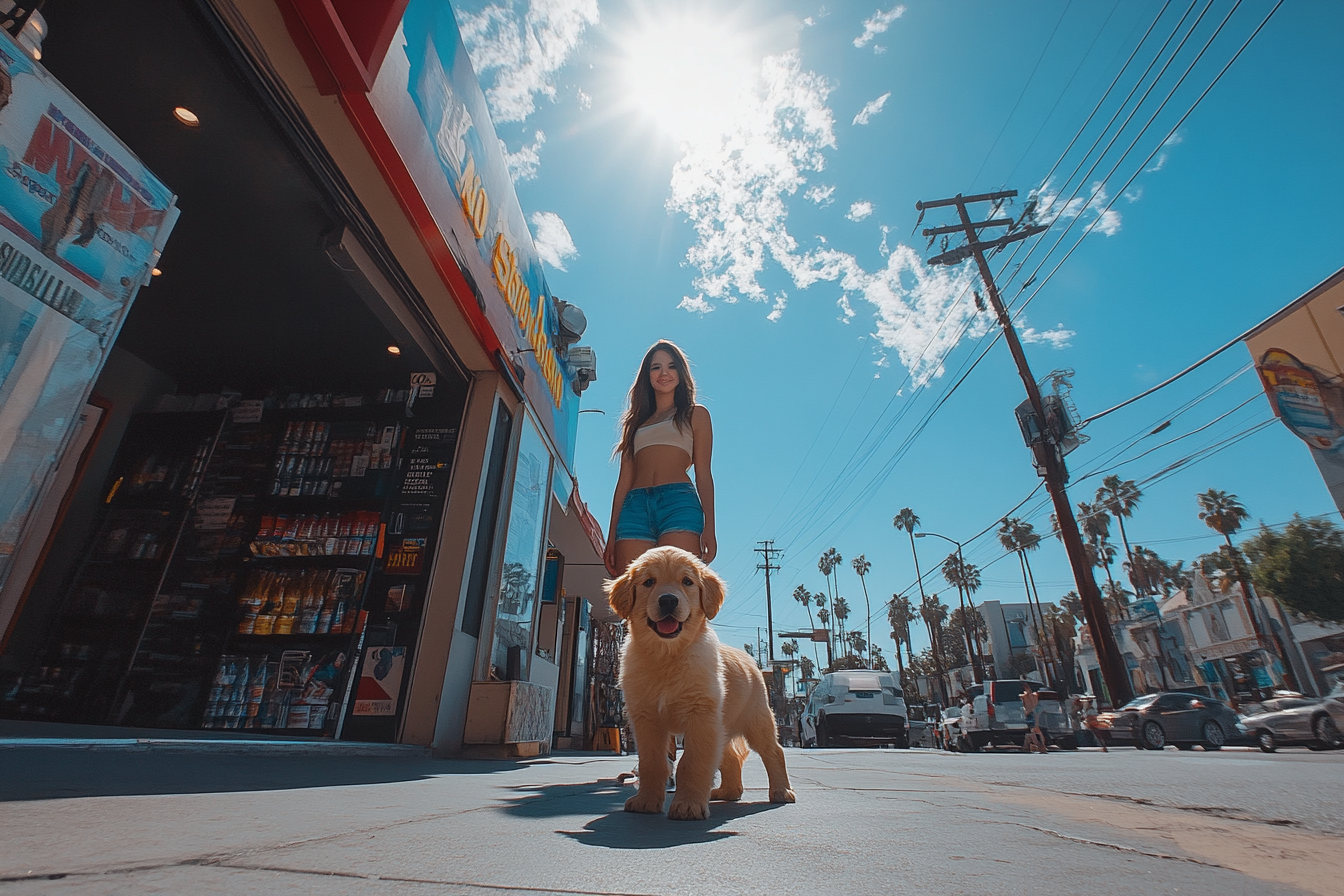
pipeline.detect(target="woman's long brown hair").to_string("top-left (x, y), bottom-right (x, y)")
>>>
top-left (615, 340), bottom-right (696, 457)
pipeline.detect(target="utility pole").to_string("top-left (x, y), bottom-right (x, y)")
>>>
top-left (916, 190), bottom-right (1133, 707)
top-left (755, 540), bottom-right (782, 663)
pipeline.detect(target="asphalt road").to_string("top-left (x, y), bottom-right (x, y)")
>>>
top-left (2, 743), bottom-right (1340, 895)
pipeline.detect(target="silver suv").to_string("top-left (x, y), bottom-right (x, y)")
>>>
top-left (960, 680), bottom-right (1075, 751)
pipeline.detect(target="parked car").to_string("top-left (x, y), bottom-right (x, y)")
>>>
top-left (1322, 680), bottom-right (1344, 749)
top-left (800, 670), bottom-right (909, 748)
top-left (1095, 692), bottom-right (1241, 750)
top-left (960, 680), bottom-right (1075, 751)
top-left (1240, 695), bottom-right (1343, 752)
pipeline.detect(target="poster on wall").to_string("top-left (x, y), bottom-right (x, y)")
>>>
top-left (1257, 349), bottom-right (1344, 452)
top-left (353, 646), bottom-right (407, 716)
top-left (0, 29), bottom-right (177, 590)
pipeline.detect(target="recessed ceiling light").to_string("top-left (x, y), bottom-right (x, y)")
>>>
top-left (151, 267), bottom-right (162, 277)
top-left (387, 345), bottom-right (401, 355)
top-left (172, 107), bottom-right (200, 127)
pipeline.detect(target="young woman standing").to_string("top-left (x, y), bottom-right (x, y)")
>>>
top-left (603, 340), bottom-right (716, 576)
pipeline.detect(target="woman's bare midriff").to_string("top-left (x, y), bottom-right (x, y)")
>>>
top-left (629, 445), bottom-right (692, 488)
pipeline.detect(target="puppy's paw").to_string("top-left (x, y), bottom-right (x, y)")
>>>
top-left (769, 788), bottom-right (797, 804)
top-left (667, 797), bottom-right (711, 820)
top-left (709, 786), bottom-right (743, 802)
top-left (624, 791), bottom-right (666, 814)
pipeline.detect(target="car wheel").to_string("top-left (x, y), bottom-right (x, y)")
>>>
top-left (1058, 735), bottom-right (1079, 751)
top-left (1315, 715), bottom-right (1343, 749)
top-left (1258, 731), bottom-right (1277, 753)
top-left (1141, 721), bottom-right (1166, 750)
top-left (1201, 721), bottom-right (1225, 751)
top-left (816, 718), bottom-right (829, 748)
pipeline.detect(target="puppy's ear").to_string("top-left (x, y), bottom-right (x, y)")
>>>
top-left (604, 567), bottom-right (636, 620)
top-left (699, 562), bottom-right (726, 620)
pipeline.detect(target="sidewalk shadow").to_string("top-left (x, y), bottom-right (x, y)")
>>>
top-left (0, 749), bottom-right (520, 801)
top-left (498, 777), bottom-right (786, 849)
top-left (564, 800), bottom-right (785, 849)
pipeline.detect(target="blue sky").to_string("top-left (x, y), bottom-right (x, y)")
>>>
top-left (452, 0), bottom-right (1344, 666)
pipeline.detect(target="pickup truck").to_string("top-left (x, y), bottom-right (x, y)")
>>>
top-left (959, 679), bottom-right (1077, 751)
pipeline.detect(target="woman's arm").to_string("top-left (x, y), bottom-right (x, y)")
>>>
top-left (604, 449), bottom-right (636, 575)
top-left (691, 405), bottom-right (716, 563)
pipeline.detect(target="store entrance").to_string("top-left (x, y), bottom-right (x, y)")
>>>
top-left (0, 0), bottom-right (470, 740)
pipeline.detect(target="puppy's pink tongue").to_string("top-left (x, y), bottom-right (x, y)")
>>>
top-left (656, 618), bottom-right (680, 635)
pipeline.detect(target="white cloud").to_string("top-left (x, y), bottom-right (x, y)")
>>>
top-left (458, 0), bottom-right (599, 124)
top-left (767, 293), bottom-right (788, 322)
top-left (847, 201), bottom-right (874, 222)
top-left (805, 184), bottom-right (836, 206)
top-left (1020, 323), bottom-right (1075, 349)
top-left (854, 5), bottom-right (906, 48)
top-left (678, 294), bottom-right (715, 314)
top-left (501, 130), bottom-right (546, 182)
top-left (529, 211), bottom-right (578, 271)
top-left (1033, 179), bottom-right (1122, 237)
top-left (1146, 131), bottom-right (1184, 172)
top-left (662, 40), bottom-right (1016, 383)
top-left (852, 91), bottom-right (891, 126)
top-left (576, 88), bottom-right (592, 109)
top-left (879, 225), bottom-right (891, 256)
top-left (666, 48), bottom-right (837, 306)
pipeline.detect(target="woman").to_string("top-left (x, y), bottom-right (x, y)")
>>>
top-left (604, 340), bottom-right (716, 576)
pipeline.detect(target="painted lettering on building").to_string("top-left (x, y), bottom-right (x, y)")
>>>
top-left (492, 233), bottom-right (563, 406)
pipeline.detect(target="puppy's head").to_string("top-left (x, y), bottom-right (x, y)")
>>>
top-left (604, 546), bottom-right (726, 644)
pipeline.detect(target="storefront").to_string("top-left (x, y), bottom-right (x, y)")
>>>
top-left (0, 0), bottom-right (615, 753)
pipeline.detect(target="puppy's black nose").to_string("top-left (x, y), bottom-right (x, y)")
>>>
top-left (657, 593), bottom-right (679, 615)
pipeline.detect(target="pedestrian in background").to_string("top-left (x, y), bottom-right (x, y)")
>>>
top-left (1021, 683), bottom-right (1047, 753)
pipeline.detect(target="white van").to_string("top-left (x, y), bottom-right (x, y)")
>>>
top-left (800, 670), bottom-right (909, 748)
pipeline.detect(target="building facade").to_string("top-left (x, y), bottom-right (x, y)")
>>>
top-left (0, 0), bottom-right (615, 755)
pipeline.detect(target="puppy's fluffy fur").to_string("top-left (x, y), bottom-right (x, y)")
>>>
top-left (606, 546), bottom-right (795, 820)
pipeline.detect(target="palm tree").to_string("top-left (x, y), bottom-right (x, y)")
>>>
top-left (818, 548), bottom-right (842, 655)
top-left (1041, 605), bottom-right (1078, 693)
top-left (846, 629), bottom-right (867, 660)
top-left (834, 596), bottom-right (851, 653)
top-left (816, 603), bottom-right (832, 668)
top-left (1101, 581), bottom-right (1131, 624)
top-left (1096, 476), bottom-right (1142, 570)
top-left (998, 517), bottom-right (1056, 685)
top-left (852, 555), bottom-right (874, 669)
top-left (941, 552), bottom-right (985, 681)
top-left (1125, 545), bottom-right (1166, 597)
top-left (893, 507), bottom-right (928, 615)
top-left (1196, 489), bottom-right (1290, 689)
top-left (793, 583), bottom-right (821, 668)
top-left (1059, 590), bottom-right (1083, 622)
top-left (888, 593), bottom-right (917, 687)
top-left (920, 592), bottom-right (949, 702)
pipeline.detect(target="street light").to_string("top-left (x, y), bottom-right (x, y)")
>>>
top-left (916, 531), bottom-right (985, 683)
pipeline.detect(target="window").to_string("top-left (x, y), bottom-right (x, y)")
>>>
top-left (487, 415), bottom-right (553, 681)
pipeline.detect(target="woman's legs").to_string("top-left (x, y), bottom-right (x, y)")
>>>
top-left (615, 538), bottom-right (656, 574)
top-left (657, 531), bottom-right (702, 557)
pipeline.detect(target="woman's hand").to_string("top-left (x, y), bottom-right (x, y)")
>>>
top-left (603, 536), bottom-right (620, 577)
top-left (699, 530), bottom-right (718, 564)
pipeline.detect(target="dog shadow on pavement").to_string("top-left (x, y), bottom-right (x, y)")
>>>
top-left (498, 777), bottom-right (788, 849)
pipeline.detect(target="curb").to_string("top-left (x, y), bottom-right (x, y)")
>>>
top-left (0, 737), bottom-right (433, 757)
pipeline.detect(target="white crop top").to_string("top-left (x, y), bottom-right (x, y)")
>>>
top-left (633, 417), bottom-right (694, 456)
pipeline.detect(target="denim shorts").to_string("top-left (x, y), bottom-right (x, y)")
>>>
top-left (615, 482), bottom-right (705, 541)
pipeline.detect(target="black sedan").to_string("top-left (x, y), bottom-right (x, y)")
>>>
top-left (1095, 692), bottom-right (1242, 751)
top-left (1240, 696), bottom-right (1343, 752)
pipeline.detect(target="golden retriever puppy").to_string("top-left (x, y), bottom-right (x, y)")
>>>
top-left (605, 546), bottom-right (796, 820)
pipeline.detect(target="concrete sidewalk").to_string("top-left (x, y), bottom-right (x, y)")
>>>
top-left (2, 742), bottom-right (1340, 895)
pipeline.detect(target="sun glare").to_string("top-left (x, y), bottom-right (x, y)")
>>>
top-left (618, 14), bottom-right (757, 144)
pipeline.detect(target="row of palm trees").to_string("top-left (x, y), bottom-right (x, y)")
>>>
top-left (784, 480), bottom-right (1275, 699)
